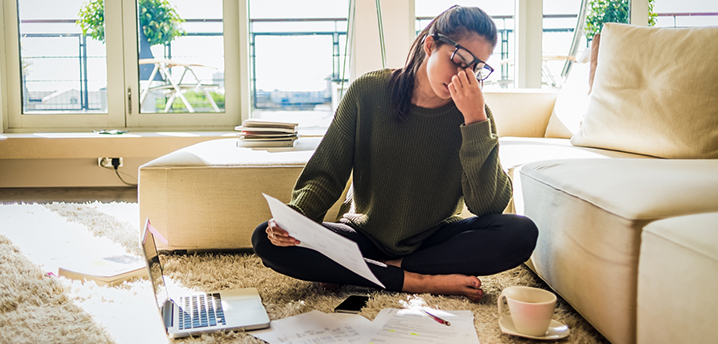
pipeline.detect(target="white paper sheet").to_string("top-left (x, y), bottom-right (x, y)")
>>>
top-left (263, 194), bottom-right (385, 288)
top-left (363, 308), bottom-right (480, 344)
top-left (251, 310), bottom-right (372, 344)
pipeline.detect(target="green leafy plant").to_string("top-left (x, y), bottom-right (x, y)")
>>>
top-left (77, 0), bottom-right (184, 46)
top-left (585, 0), bottom-right (657, 40)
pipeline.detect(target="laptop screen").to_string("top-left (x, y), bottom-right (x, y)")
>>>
top-left (141, 219), bottom-right (171, 308)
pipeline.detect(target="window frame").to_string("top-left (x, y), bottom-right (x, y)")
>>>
top-left (1, 0), bottom-right (248, 133)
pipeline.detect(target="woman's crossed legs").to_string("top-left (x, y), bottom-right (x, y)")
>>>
top-left (251, 214), bottom-right (538, 302)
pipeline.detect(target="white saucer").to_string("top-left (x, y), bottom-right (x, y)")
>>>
top-left (499, 315), bottom-right (570, 340)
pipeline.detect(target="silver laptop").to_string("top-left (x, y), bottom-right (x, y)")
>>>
top-left (140, 218), bottom-right (270, 338)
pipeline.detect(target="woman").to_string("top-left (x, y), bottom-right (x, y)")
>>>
top-left (252, 5), bottom-right (538, 302)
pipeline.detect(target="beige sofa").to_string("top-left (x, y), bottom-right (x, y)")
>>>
top-left (139, 23), bottom-right (718, 344)
top-left (489, 24), bottom-right (718, 344)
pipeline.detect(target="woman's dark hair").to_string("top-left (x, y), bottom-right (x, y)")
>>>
top-left (388, 6), bottom-right (497, 122)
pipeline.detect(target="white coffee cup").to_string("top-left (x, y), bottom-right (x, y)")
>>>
top-left (498, 286), bottom-right (557, 337)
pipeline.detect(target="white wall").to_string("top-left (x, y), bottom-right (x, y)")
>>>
top-left (350, 0), bottom-right (414, 80)
top-left (0, 134), bottom-right (229, 187)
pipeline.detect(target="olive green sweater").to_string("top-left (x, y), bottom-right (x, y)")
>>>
top-left (289, 69), bottom-right (512, 257)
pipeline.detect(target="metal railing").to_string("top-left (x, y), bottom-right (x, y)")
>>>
top-left (17, 12), bottom-right (716, 112)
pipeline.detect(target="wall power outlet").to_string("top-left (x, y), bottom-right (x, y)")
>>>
top-left (98, 157), bottom-right (123, 169)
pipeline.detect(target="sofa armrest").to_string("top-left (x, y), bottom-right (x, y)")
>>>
top-left (484, 89), bottom-right (558, 138)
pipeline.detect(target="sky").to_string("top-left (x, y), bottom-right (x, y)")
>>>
top-left (14, 0), bottom-right (718, 96)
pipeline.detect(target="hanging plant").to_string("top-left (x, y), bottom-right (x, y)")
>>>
top-left (585, 0), bottom-right (657, 40)
top-left (77, 0), bottom-right (185, 46)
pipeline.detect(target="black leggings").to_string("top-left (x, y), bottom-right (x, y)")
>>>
top-left (251, 214), bottom-right (538, 292)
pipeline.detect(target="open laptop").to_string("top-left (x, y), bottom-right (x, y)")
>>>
top-left (140, 218), bottom-right (270, 338)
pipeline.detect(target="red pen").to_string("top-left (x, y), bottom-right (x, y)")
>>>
top-left (421, 309), bottom-right (451, 326)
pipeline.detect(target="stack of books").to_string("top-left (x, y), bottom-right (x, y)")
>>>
top-left (235, 119), bottom-right (299, 147)
top-left (58, 254), bottom-right (146, 287)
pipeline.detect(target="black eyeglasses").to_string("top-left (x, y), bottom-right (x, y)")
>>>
top-left (433, 33), bottom-right (494, 81)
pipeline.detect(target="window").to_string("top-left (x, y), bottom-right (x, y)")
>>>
top-left (415, 1), bottom-right (515, 90)
top-left (2, 0), bottom-right (242, 131)
top-left (248, 0), bottom-right (349, 134)
top-left (137, 0), bottom-right (225, 114)
top-left (17, 0), bottom-right (108, 114)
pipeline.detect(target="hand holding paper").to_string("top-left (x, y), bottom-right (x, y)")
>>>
top-left (263, 194), bottom-right (385, 289)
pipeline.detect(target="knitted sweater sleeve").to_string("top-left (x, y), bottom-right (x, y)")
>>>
top-left (459, 106), bottom-right (513, 216)
top-left (287, 77), bottom-right (360, 223)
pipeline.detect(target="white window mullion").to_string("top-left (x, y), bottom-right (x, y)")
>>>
top-left (105, 0), bottom-right (128, 128)
top-left (121, 0), bottom-right (140, 127)
top-left (514, 0), bottom-right (543, 89)
top-left (1, 0), bottom-right (11, 133)
top-left (4, 0), bottom-right (25, 130)
top-left (630, 0), bottom-right (649, 26)
top-left (236, 0), bottom-right (251, 123)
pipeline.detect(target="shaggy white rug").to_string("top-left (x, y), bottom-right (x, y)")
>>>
top-left (0, 201), bottom-right (609, 344)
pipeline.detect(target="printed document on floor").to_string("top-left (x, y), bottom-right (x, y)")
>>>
top-left (362, 308), bottom-right (480, 344)
top-left (251, 310), bottom-right (371, 344)
top-left (263, 194), bottom-right (385, 288)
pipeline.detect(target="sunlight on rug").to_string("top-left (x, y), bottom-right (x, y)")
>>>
top-left (0, 201), bottom-right (609, 344)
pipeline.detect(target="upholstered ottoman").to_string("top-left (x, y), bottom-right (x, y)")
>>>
top-left (637, 212), bottom-right (718, 344)
top-left (138, 137), bottom-right (346, 252)
top-left (517, 159), bottom-right (718, 344)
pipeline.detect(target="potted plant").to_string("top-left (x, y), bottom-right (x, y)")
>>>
top-left (77, 0), bottom-right (184, 80)
top-left (585, 0), bottom-right (657, 40)
top-left (77, 0), bottom-right (184, 46)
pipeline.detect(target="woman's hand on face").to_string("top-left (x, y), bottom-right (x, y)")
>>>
top-left (448, 68), bottom-right (488, 124)
top-left (266, 219), bottom-right (300, 247)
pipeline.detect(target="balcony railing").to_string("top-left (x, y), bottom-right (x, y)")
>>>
top-left (17, 12), bottom-right (716, 112)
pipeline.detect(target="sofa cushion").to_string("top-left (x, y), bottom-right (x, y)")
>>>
top-left (497, 137), bottom-right (651, 214)
top-left (499, 137), bottom-right (651, 174)
top-left (571, 23), bottom-right (718, 159)
top-left (544, 51), bottom-right (592, 139)
top-left (638, 213), bottom-right (718, 344)
top-left (520, 159), bottom-right (718, 220)
top-left (517, 159), bottom-right (718, 344)
top-left (484, 90), bottom-right (557, 138)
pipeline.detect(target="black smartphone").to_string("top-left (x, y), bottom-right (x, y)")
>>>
top-left (334, 295), bottom-right (369, 314)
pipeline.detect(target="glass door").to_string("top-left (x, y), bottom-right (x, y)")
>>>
top-left (5, 0), bottom-right (125, 130)
top-left (123, 0), bottom-right (241, 129)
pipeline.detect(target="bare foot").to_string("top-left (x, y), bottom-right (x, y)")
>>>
top-left (402, 272), bottom-right (484, 302)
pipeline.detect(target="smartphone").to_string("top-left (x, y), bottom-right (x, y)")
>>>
top-left (334, 295), bottom-right (369, 314)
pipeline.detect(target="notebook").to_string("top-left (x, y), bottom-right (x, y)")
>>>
top-left (140, 218), bottom-right (270, 338)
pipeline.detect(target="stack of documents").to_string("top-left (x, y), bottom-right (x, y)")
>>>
top-left (251, 308), bottom-right (480, 344)
top-left (235, 119), bottom-right (298, 147)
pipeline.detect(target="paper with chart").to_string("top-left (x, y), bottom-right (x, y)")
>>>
top-left (263, 194), bottom-right (385, 288)
top-left (363, 308), bottom-right (480, 344)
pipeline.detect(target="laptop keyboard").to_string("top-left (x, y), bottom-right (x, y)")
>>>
top-left (177, 293), bottom-right (226, 330)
